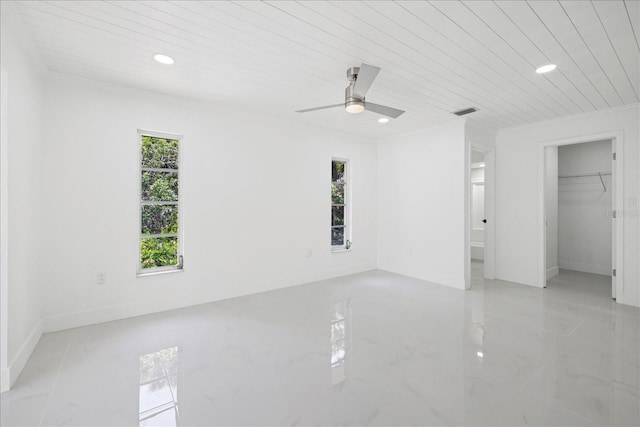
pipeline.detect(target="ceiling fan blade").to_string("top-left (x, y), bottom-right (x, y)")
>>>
top-left (365, 102), bottom-right (405, 118)
top-left (352, 63), bottom-right (381, 99)
top-left (295, 104), bottom-right (344, 113)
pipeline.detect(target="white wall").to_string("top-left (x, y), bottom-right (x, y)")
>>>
top-left (470, 177), bottom-right (485, 262)
top-left (39, 74), bottom-right (378, 332)
top-left (0, 3), bottom-right (45, 391)
top-left (377, 119), bottom-right (468, 289)
top-left (470, 182), bottom-right (485, 233)
top-left (496, 104), bottom-right (640, 307)
top-left (545, 146), bottom-right (559, 279)
top-left (471, 150), bottom-right (485, 164)
top-left (558, 140), bottom-right (612, 275)
top-left (471, 166), bottom-right (485, 183)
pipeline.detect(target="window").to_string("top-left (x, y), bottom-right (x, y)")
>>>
top-left (331, 159), bottom-right (351, 250)
top-left (139, 132), bottom-right (183, 274)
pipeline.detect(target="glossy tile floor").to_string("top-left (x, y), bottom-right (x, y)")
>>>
top-left (2, 264), bottom-right (639, 426)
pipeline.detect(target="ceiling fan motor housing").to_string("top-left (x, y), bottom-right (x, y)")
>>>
top-left (345, 67), bottom-right (364, 110)
top-left (345, 84), bottom-right (364, 109)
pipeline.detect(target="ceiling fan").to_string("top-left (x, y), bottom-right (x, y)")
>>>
top-left (296, 63), bottom-right (405, 119)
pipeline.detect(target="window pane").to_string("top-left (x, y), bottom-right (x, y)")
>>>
top-left (142, 205), bottom-right (178, 234)
top-left (332, 227), bottom-right (344, 246)
top-left (141, 136), bottom-right (179, 169)
top-left (332, 161), bottom-right (345, 182)
top-left (331, 181), bottom-right (345, 204)
top-left (332, 206), bottom-right (344, 226)
top-left (142, 171), bottom-right (178, 201)
top-left (140, 237), bottom-right (178, 269)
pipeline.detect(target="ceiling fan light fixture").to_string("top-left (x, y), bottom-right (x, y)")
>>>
top-left (345, 100), bottom-right (365, 114)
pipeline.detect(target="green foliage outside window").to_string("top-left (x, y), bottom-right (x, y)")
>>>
top-left (141, 237), bottom-right (178, 269)
top-left (140, 135), bottom-right (180, 270)
top-left (331, 182), bottom-right (344, 205)
top-left (142, 171), bottom-right (178, 201)
top-left (141, 136), bottom-right (178, 169)
top-left (331, 160), bottom-right (346, 246)
top-left (331, 161), bottom-right (345, 205)
top-left (141, 205), bottom-right (178, 235)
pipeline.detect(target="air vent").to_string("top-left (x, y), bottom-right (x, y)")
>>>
top-left (453, 107), bottom-right (477, 116)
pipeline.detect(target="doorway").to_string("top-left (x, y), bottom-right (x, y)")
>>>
top-left (470, 150), bottom-right (486, 284)
top-left (540, 133), bottom-right (623, 302)
top-left (467, 144), bottom-right (495, 290)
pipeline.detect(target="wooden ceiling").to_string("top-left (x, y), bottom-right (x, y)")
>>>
top-left (12, 1), bottom-right (640, 137)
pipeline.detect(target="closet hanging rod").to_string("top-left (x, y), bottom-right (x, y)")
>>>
top-left (557, 172), bottom-right (612, 178)
top-left (558, 172), bottom-right (610, 192)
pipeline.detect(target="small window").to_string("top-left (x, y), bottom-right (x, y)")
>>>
top-left (331, 159), bottom-right (351, 250)
top-left (139, 132), bottom-right (183, 274)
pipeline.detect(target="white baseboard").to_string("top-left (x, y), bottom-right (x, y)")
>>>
top-left (43, 263), bottom-right (376, 333)
top-left (558, 260), bottom-right (610, 276)
top-left (1, 319), bottom-right (43, 392)
top-left (377, 266), bottom-right (467, 291)
top-left (546, 266), bottom-right (560, 280)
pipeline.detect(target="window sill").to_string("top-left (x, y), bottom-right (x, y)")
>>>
top-left (136, 268), bottom-right (184, 278)
top-left (331, 248), bottom-right (352, 253)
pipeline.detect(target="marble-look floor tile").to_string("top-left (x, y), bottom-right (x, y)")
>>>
top-left (522, 355), bottom-right (640, 426)
top-left (0, 392), bottom-right (50, 427)
top-left (1, 265), bottom-right (638, 426)
top-left (461, 374), bottom-right (598, 426)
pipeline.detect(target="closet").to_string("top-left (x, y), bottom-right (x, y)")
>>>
top-left (545, 139), bottom-right (613, 296)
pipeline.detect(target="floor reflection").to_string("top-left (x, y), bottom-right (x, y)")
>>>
top-left (4, 269), bottom-right (638, 426)
top-left (139, 347), bottom-right (180, 427)
top-left (331, 299), bottom-right (351, 386)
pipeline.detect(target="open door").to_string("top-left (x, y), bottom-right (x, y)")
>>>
top-left (611, 140), bottom-right (616, 299)
top-left (0, 67), bottom-right (9, 392)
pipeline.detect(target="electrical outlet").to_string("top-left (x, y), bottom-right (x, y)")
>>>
top-left (96, 272), bottom-right (105, 285)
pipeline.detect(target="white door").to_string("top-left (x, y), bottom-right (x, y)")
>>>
top-left (611, 140), bottom-right (616, 299)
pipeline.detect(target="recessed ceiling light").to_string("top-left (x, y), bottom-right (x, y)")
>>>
top-left (378, 118), bottom-right (389, 124)
top-left (154, 54), bottom-right (174, 65)
top-left (477, 351), bottom-right (484, 358)
top-left (536, 64), bottom-right (556, 74)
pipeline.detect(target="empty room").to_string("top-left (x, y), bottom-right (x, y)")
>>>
top-left (1, 1), bottom-right (639, 426)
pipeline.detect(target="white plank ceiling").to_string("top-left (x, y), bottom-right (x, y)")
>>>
top-left (11, 0), bottom-right (640, 138)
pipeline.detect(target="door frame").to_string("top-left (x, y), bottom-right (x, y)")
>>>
top-left (537, 130), bottom-right (624, 300)
top-left (1, 66), bottom-right (9, 392)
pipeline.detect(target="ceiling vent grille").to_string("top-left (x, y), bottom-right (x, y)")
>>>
top-left (453, 107), bottom-right (477, 116)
